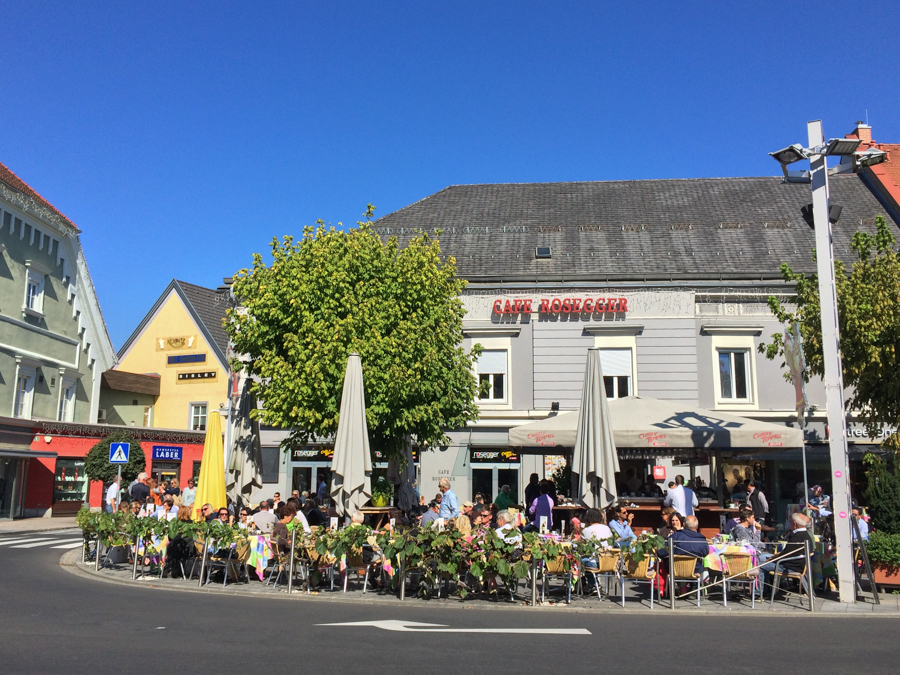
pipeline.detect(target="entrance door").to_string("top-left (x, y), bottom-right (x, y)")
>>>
top-left (497, 468), bottom-right (520, 504)
top-left (472, 468), bottom-right (493, 503)
top-left (0, 458), bottom-right (25, 519)
top-left (152, 462), bottom-right (180, 490)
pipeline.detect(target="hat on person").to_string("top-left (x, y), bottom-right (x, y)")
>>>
top-left (462, 501), bottom-right (474, 508)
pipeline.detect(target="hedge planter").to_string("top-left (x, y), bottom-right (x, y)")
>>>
top-left (872, 564), bottom-right (900, 586)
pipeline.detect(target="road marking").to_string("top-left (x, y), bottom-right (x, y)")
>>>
top-left (0, 538), bottom-right (55, 546)
top-left (318, 620), bottom-right (591, 635)
top-left (10, 538), bottom-right (82, 548)
top-left (51, 542), bottom-right (85, 549)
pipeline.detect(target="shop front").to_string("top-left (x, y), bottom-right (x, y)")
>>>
top-left (470, 448), bottom-right (520, 504)
top-left (290, 446), bottom-right (334, 497)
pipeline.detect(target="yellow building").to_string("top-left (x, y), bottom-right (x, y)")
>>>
top-left (114, 280), bottom-right (230, 433)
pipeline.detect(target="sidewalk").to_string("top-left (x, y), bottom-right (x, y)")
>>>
top-left (0, 516), bottom-right (77, 535)
top-left (62, 549), bottom-right (899, 616)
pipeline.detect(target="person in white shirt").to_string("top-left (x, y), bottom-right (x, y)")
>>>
top-left (250, 500), bottom-right (277, 534)
top-left (288, 497), bottom-right (311, 533)
top-left (494, 510), bottom-right (522, 545)
top-left (105, 480), bottom-right (120, 513)
top-left (581, 508), bottom-right (614, 546)
top-left (663, 475), bottom-right (698, 517)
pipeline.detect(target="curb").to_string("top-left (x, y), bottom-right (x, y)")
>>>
top-left (57, 550), bottom-right (898, 618)
top-left (1, 525), bottom-right (80, 537)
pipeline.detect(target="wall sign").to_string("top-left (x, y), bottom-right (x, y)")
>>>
top-left (493, 297), bottom-right (629, 316)
top-left (470, 449), bottom-right (520, 463)
top-left (291, 446), bottom-right (335, 462)
top-left (177, 371), bottom-right (217, 382)
top-left (168, 353), bottom-right (207, 365)
top-left (374, 448), bottom-right (420, 463)
top-left (152, 445), bottom-right (183, 461)
top-left (156, 336), bottom-right (197, 351)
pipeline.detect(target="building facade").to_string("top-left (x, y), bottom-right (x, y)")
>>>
top-left (0, 161), bottom-right (115, 518)
top-left (369, 173), bottom-right (899, 521)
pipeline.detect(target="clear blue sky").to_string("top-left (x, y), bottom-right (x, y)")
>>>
top-left (1, 1), bottom-right (897, 349)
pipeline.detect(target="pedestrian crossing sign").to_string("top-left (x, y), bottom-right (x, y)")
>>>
top-left (109, 442), bottom-right (130, 464)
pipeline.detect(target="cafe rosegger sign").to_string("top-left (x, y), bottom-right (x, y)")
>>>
top-left (493, 297), bottom-right (629, 316)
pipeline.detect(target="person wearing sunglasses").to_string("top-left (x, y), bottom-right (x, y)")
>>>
top-left (199, 503), bottom-right (216, 523)
top-left (609, 504), bottom-right (636, 546)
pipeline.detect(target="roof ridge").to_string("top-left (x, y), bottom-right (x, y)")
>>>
top-left (440, 176), bottom-right (789, 188)
top-left (0, 160), bottom-right (79, 231)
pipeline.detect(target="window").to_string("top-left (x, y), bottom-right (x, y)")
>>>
top-left (599, 348), bottom-right (632, 399)
top-left (14, 367), bottom-right (35, 419)
top-left (24, 271), bottom-right (44, 314)
top-left (718, 350), bottom-right (750, 400)
top-left (57, 380), bottom-right (76, 422)
top-left (143, 406), bottom-right (153, 427)
top-left (476, 349), bottom-right (508, 402)
top-left (261, 447), bottom-right (280, 483)
top-left (190, 403), bottom-right (208, 431)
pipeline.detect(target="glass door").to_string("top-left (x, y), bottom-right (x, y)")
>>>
top-left (471, 468), bottom-right (493, 503)
top-left (152, 462), bottom-right (180, 489)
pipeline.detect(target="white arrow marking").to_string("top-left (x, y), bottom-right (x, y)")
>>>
top-left (317, 620), bottom-right (590, 635)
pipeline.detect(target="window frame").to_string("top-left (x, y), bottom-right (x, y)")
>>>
top-left (13, 364), bottom-right (36, 419)
top-left (591, 336), bottom-right (639, 398)
top-left (711, 335), bottom-right (758, 410)
top-left (473, 342), bottom-right (511, 408)
top-left (57, 378), bottom-right (76, 422)
top-left (189, 402), bottom-right (208, 431)
top-left (22, 260), bottom-right (51, 318)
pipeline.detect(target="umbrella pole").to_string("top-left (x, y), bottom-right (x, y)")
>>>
top-left (198, 539), bottom-right (208, 588)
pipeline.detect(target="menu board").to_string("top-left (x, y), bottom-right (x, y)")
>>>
top-left (54, 459), bottom-right (87, 503)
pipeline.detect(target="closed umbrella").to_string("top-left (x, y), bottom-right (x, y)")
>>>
top-left (194, 410), bottom-right (226, 520)
top-left (330, 353), bottom-right (373, 518)
top-left (571, 348), bottom-right (619, 509)
top-left (227, 378), bottom-right (263, 509)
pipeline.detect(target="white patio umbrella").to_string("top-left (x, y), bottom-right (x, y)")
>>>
top-left (571, 348), bottom-right (619, 508)
top-left (226, 378), bottom-right (263, 507)
top-left (330, 353), bottom-right (373, 517)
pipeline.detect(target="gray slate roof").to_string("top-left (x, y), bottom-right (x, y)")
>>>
top-left (373, 175), bottom-right (897, 282)
top-left (176, 280), bottom-right (230, 358)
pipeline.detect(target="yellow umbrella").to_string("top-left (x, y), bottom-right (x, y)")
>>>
top-left (193, 410), bottom-right (226, 520)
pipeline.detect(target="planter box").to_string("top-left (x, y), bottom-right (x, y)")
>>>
top-left (871, 563), bottom-right (900, 586)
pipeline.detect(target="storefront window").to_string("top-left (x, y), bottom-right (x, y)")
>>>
top-left (53, 459), bottom-right (87, 505)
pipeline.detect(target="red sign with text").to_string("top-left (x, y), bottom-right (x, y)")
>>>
top-left (652, 465), bottom-right (666, 480)
top-left (492, 297), bottom-right (629, 316)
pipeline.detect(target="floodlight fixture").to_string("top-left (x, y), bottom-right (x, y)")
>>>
top-left (823, 138), bottom-right (861, 156)
top-left (854, 147), bottom-right (888, 168)
top-left (769, 143), bottom-right (809, 166)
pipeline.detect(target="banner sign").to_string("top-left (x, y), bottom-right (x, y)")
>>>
top-left (152, 445), bottom-right (183, 461)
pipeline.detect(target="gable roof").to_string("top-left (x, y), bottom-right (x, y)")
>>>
top-left (373, 175), bottom-right (896, 283)
top-left (0, 160), bottom-right (79, 232)
top-left (117, 280), bottom-right (230, 367)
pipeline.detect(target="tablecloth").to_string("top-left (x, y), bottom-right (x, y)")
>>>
top-left (247, 535), bottom-right (272, 580)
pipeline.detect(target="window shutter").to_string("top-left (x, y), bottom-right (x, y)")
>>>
top-left (599, 349), bottom-right (632, 377)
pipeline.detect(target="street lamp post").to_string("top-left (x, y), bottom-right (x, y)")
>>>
top-left (768, 120), bottom-right (883, 604)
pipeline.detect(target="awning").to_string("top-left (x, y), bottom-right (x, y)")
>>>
top-left (508, 396), bottom-right (804, 451)
top-left (0, 448), bottom-right (57, 458)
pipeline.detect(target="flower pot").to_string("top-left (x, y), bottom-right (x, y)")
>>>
top-left (871, 563), bottom-right (900, 586)
top-left (371, 495), bottom-right (388, 507)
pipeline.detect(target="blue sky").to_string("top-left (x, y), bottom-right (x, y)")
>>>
top-left (1, 1), bottom-right (897, 349)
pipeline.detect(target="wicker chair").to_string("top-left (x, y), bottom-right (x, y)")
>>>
top-left (583, 549), bottom-right (621, 600)
top-left (722, 552), bottom-right (758, 608)
top-left (342, 546), bottom-right (379, 593)
top-left (620, 553), bottom-right (657, 608)
top-left (306, 546), bottom-right (337, 591)
top-left (670, 555), bottom-right (703, 608)
top-left (540, 544), bottom-right (574, 604)
top-left (769, 557), bottom-right (811, 608)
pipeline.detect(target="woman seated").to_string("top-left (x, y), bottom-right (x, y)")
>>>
top-left (271, 503), bottom-right (298, 551)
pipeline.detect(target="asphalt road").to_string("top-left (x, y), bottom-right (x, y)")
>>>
top-left (0, 533), bottom-right (897, 675)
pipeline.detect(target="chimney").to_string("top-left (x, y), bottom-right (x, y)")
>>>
top-left (854, 120), bottom-right (872, 144)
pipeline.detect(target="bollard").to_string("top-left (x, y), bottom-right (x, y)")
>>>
top-left (95, 535), bottom-right (102, 572)
top-left (399, 558), bottom-right (405, 601)
top-left (288, 528), bottom-right (297, 594)
top-left (132, 535), bottom-right (141, 580)
top-left (669, 537), bottom-right (675, 610)
top-left (531, 558), bottom-right (537, 606)
top-left (805, 539), bottom-right (815, 613)
top-left (198, 539), bottom-right (208, 588)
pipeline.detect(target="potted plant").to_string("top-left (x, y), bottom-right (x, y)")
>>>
top-left (862, 453), bottom-right (900, 585)
top-left (371, 476), bottom-right (394, 507)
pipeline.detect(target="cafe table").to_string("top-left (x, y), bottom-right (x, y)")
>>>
top-left (247, 535), bottom-right (273, 580)
top-left (359, 506), bottom-right (393, 530)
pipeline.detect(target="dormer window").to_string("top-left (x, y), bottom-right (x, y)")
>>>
top-left (535, 246), bottom-right (552, 259)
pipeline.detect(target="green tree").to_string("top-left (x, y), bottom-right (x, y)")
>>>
top-left (862, 453), bottom-right (900, 535)
top-left (84, 431), bottom-right (146, 485)
top-left (226, 207), bottom-right (481, 463)
top-left (761, 216), bottom-right (900, 448)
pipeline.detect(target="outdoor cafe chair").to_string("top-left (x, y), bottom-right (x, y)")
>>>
top-left (306, 546), bottom-right (337, 591)
top-left (540, 544), bottom-right (574, 604)
top-left (583, 548), bottom-right (620, 601)
top-left (342, 546), bottom-right (377, 593)
top-left (670, 555), bottom-right (704, 608)
top-left (621, 552), bottom-right (657, 608)
top-left (722, 552), bottom-right (759, 609)
top-left (769, 555), bottom-right (811, 608)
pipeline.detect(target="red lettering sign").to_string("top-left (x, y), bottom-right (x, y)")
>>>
top-left (491, 297), bottom-right (630, 316)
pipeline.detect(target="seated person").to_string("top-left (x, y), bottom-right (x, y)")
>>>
top-left (493, 485), bottom-right (514, 511)
top-left (852, 507), bottom-right (869, 541)
top-left (494, 510), bottom-right (522, 546)
top-left (761, 512), bottom-right (815, 589)
top-left (731, 506), bottom-right (769, 557)
top-left (304, 497), bottom-right (327, 527)
top-left (608, 504), bottom-right (636, 546)
top-left (420, 500), bottom-right (440, 527)
top-left (581, 508), bottom-right (614, 576)
top-left (658, 515), bottom-right (708, 575)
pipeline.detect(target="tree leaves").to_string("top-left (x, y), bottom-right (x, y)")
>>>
top-left (84, 431), bottom-right (146, 484)
top-left (761, 216), bottom-right (900, 447)
top-left (226, 215), bottom-right (481, 462)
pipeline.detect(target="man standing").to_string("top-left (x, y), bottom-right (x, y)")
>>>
top-left (316, 474), bottom-right (328, 502)
top-left (663, 475), bottom-right (697, 517)
top-left (105, 478), bottom-right (120, 514)
top-left (524, 473), bottom-right (541, 508)
top-left (437, 478), bottom-right (460, 520)
top-left (181, 478), bottom-right (196, 508)
top-left (746, 480), bottom-right (768, 522)
top-left (130, 472), bottom-right (150, 504)
top-left (493, 485), bottom-right (514, 511)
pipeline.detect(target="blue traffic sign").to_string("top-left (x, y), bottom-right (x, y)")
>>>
top-left (109, 442), bottom-right (130, 464)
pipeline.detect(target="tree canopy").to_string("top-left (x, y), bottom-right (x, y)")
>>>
top-left (761, 215), bottom-right (900, 447)
top-left (84, 431), bottom-right (146, 485)
top-left (225, 208), bottom-right (481, 463)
